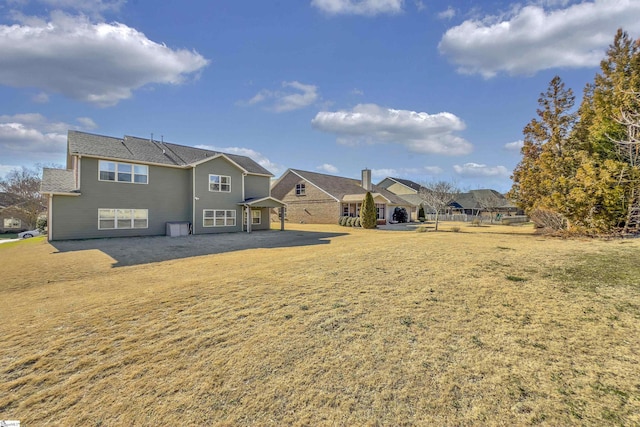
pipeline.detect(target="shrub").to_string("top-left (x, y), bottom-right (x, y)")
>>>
top-left (418, 206), bottom-right (425, 221)
top-left (339, 216), bottom-right (349, 226)
top-left (353, 217), bottom-right (361, 227)
top-left (346, 217), bottom-right (355, 227)
top-left (451, 226), bottom-right (461, 232)
top-left (392, 207), bottom-right (408, 223)
top-left (360, 192), bottom-right (377, 229)
top-left (416, 226), bottom-right (428, 233)
top-left (471, 219), bottom-right (481, 227)
top-left (36, 217), bottom-right (47, 232)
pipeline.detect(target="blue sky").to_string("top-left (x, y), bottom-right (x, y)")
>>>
top-left (1, 0), bottom-right (639, 192)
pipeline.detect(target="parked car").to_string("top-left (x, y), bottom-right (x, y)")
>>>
top-left (18, 229), bottom-right (41, 239)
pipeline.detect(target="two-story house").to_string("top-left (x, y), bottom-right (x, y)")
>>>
top-left (40, 131), bottom-right (285, 241)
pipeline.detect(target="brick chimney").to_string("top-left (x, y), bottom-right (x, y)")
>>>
top-left (361, 169), bottom-right (372, 191)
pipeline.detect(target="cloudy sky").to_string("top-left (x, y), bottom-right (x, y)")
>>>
top-left (1, 0), bottom-right (639, 191)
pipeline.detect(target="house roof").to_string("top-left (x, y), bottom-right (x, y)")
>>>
top-left (449, 189), bottom-right (516, 210)
top-left (41, 168), bottom-right (78, 194)
top-left (67, 130), bottom-right (273, 176)
top-left (385, 177), bottom-right (422, 192)
top-left (286, 169), bottom-right (414, 206)
top-left (0, 192), bottom-right (23, 209)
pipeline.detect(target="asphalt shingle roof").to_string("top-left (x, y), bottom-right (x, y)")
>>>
top-left (289, 169), bottom-right (415, 206)
top-left (41, 168), bottom-right (77, 194)
top-left (388, 177), bottom-right (422, 192)
top-left (67, 131), bottom-right (272, 176)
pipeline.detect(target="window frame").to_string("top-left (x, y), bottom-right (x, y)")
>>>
top-left (98, 208), bottom-right (148, 230)
top-left (203, 209), bottom-right (236, 227)
top-left (295, 183), bottom-right (306, 196)
top-left (208, 174), bottom-right (231, 193)
top-left (99, 160), bottom-right (148, 184)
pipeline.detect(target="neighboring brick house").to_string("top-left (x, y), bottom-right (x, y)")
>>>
top-left (40, 131), bottom-right (285, 241)
top-left (270, 169), bottom-right (414, 224)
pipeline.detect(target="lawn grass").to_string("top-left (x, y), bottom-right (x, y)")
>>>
top-left (1, 223), bottom-right (639, 425)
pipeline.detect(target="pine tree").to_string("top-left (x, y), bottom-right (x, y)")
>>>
top-left (509, 76), bottom-right (577, 222)
top-left (360, 192), bottom-right (377, 229)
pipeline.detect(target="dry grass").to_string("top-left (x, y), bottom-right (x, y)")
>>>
top-left (1, 223), bottom-right (639, 426)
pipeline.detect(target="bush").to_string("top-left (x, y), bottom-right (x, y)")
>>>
top-left (392, 207), bottom-right (408, 223)
top-left (339, 216), bottom-right (349, 226)
top-left (451, 226), bottom-right (461, 232)
top-left (36, 217), bottom-right (47, 232)
top-left (346, 217), bottom-right (355, 227)
top-left (471, 219), bottom-right (481, 227)
top-left (353, 217), bottom-right (361, 227)
top-left (418, 206), bottom-right (425, 221)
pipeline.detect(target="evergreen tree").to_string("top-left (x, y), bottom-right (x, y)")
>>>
top-left (360, 192), bottom-right (377, 229)
top-left (509, 76), bottom-right (577, 221)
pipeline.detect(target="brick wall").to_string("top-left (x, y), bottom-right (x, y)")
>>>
top-left (271, 174), bottom-right (340, 224)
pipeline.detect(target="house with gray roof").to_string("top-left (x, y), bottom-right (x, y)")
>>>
top-left (40, 130), bottom-right (285, 241)
top-left (271, 169), bottom-right (414, 224)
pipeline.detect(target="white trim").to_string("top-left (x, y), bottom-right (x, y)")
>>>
top-left (208, 174), bottom-right (231, 192)
top-left (48, 194), bottom-right (53, 241)
top-left (98, 208), bottom-right (149, 230)
top-left (40, 192), bottom-right (81, 196)
top-left (203, 209), bottom-right (236, 227)
top-left (98, 160), bottom-right (149, 184)
top-left (73, 154), bottom-right (273, 177)
top-left (192, 166), bottom-right (196, 235)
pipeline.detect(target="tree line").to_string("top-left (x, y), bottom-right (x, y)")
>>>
top-left (509, 29), bottom-right (640, 235)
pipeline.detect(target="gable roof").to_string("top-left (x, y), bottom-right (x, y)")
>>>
top-left (449, 189), bottom-right (516, 210)
top-left (284, 169), bottom-right (414, 206)
top-left (383, 177), bottom-right (422, 192)
top-left (67, 130), bottom-right (273, 176)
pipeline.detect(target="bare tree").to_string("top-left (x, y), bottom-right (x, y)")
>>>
top-left (418, 180), bottom-right (459, 231)
top-left (0, 167), bottom-right (45, 229)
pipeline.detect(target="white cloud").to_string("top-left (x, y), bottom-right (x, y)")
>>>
top-left (0, 11), bottom-right (209, 106)
top-left (196, 145), bottom-right (284, 176)
top-left (240, 81), bottom-right (319, 112)
top-left (438, 0), bottom-right (640, 77)
top-left (437, 6), bottom-right (455, 20)
top-left (311, 0), bottom-right (404, 16)
top-left (317, 163), bottom-right (339, 174)
top-left (0, 164), bottom-right (18, 179)
top-left (453, 162), bottom-right (510, 177)
top-left (504, 140), bottom-right (524, 152)
top-left (311, 103), bottom-right (472, 155)
top-left (371, 168), bottom-right (398, 180)
top-left (0, 113), bottom-right (95, 166)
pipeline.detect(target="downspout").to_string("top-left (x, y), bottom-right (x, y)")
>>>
top-left (48, 194), bottom-right (53, 241)
top-left (192, 166), bottom-right (196, 235)
top-left (244, 204), bottom-right (251, 233)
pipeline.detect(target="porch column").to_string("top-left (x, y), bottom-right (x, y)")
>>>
top-left (280, 207), bottom-right (285, 231)
top-left (245, 206), bottom-right (251, 233)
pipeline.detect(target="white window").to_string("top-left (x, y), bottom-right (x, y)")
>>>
top-left (295, 183), bottom-right (305, 196)
top-left (376, 203), bottom-right (385, 219)
top-left (98, 209), bottom-right (148, 230)
top-left (203, 209), bottom-right (236, 227)
top-left (244, 209), bottom-right (261, 225)
top-left (209, 175), bottom-right (231, 192)
top-left (3, 218), bottom-right (21, 229)
top-left (99, 161), bottom-right (148, 184)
